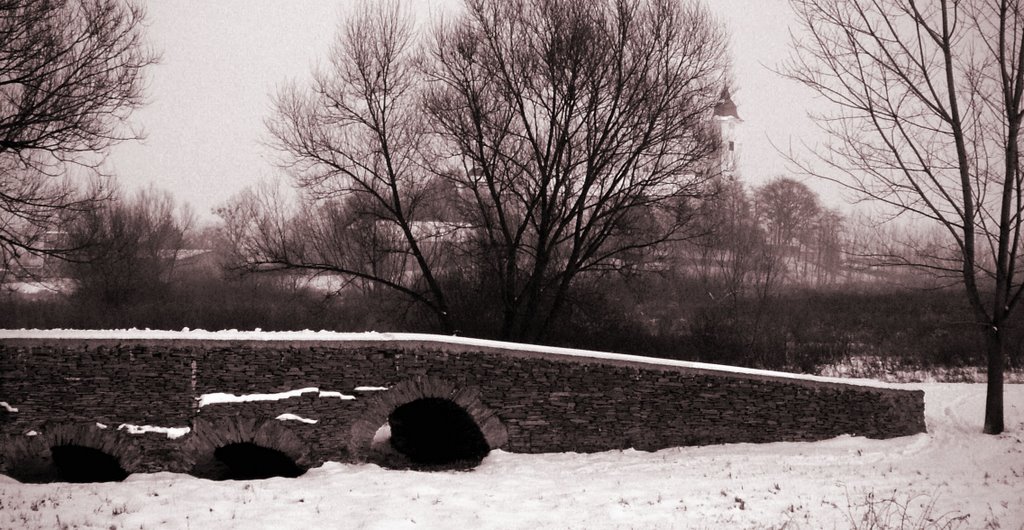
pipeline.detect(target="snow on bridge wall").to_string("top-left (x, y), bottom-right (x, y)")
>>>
top-left (0, 331), bottom-right (926, 474)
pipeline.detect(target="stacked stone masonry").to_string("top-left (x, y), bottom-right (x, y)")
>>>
top-left (0, 337), bottom-right (927, 473)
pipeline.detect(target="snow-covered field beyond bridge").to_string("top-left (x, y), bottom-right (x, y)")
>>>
top-left (1, 384), bottom-right (1022, 529)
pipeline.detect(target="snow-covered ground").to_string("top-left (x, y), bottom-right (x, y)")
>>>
top-left (1, 384), bottom-right (1021, 529)
top-left (0, 279), bottom-right (74, 296)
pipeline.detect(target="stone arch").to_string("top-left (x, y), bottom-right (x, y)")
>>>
top-left (1, 423), bottom-right (143, 483)
top-left (348, 377), bottom-right (508, 466)
top-left (184, 416), bottom-right (312, 480)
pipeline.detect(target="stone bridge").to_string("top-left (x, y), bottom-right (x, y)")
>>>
top-left (0, 330), bottom-right (926, 481)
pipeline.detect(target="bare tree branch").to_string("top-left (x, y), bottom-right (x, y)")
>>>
top-left (785, 0), bottom-right (1024, 434)
top-left (0, 0), bottom-right (157, 278)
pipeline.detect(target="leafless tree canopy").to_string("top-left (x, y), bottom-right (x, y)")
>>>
top-left (786, 0), bottom-right (1024, 433)
top-left (423, 0), bottom-right (726, 338)
top-left (258, 2), bottom-right (453, 320)
top-left (755, 178), bottom-right (820, 248)
top-left (65, 186), bottom-right (192, 307)
top-left (236, 0), bottom-right (729, 340)
top-left (0, 0), bottom-right (156, 276)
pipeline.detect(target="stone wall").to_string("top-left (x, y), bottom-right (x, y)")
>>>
top-left (0, 334), bottom-right (927, 474)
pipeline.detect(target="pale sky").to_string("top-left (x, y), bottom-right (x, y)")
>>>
top-left (109, 0), bottom-right (825, 222)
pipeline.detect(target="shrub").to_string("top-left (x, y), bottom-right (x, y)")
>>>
top-left (844, 488), bottom-right (969, 530)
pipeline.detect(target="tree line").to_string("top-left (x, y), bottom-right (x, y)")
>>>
top-left (7, 176), bottom-right (1018, 384)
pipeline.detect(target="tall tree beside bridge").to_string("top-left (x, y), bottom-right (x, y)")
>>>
top-left (786, 0), bottom-right (1024, 434)
top-left (0, 0), bottom-right (156, 277)
top-left (229, 0), bottom-right (729, 341)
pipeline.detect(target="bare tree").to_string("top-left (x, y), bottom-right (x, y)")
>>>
top-left (786, 0), bottom-right (1024, 433)
top-left (689, 179), bottom-right (769, 303)
top-left (65, 186), bottom-right (192, 307)
top-left (423, 0), bottom-right (728, 340)
top-left (0, 0), bottom-right (156, 277)
top-left (753, 177), bottom-right (822, 284)
top-left (755, 178), bottom-right (820, 248)
top-left (239, 0), bottom-right (729, 340)
top-left (218, 180), bottom-right (452, 313)
top-left (259, 1), bottom-right (457, 331)
top-left (812, 208), bottom-right (844, 285)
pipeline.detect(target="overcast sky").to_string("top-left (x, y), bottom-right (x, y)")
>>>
top-left (108, 0), bottom-right (823, 222)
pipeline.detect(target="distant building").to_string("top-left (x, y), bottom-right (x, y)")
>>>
top-left (713, 86), bottom-right (742, 180)
top-left (2, 230), bottom-right (68, 279)
top-left (164, 249), bottom-right (221, 279)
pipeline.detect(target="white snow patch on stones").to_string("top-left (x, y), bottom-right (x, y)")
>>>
top-left (315, 390), bottom-right (357, 400)
top-left (372, 424), bottom-right (391, 444)
top-left (276, 413), bottom-right (318, 424)
top-left (198, 387), bottom-right (355, 407)
top-left (117, 424), bottom-right (191, 439)
top-left (354, 386), bottom-right (389, 392)
top-left (0, 401), bottom-right (17, 413)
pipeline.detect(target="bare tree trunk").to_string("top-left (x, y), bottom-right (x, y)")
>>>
top-left (984, 326), bottom-right (1005, 434)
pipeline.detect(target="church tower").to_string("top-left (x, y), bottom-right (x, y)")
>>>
top-left (713, 86), bottom-right (741, 180)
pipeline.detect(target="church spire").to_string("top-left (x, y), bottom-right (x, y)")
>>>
top-left (714, 85), bottom-right (740, 120)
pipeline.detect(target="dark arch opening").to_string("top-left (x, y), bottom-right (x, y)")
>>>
top-left (387, 397), bottom-right (490, 469)
top-left (211, 442), bottom-right (305, 480)
top-left (49, 444), bottom-right (129, 483)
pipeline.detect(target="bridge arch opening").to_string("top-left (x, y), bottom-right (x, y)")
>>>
top-left (350, 378), bottom-right (508, 470)
top-left (0, 423), bottom-right (141, 483)
top-left (186, 417), bottom-right (311, 481)
top-left (385, 397), bottom-right (490, 469)
top-left (49, 444), bottom-right (129, 483)
top-left (211, 442), bottom-right (305, 480)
